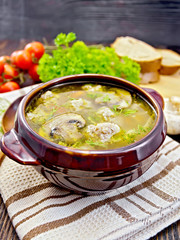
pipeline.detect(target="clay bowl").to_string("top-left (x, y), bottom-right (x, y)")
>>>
top-left (0, 74), bottom-right (166, 194)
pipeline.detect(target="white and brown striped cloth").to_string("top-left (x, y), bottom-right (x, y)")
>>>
top-left (0, 86), bottom-right (180, 240)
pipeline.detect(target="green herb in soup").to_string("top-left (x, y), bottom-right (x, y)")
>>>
top-left (26, 83), bottom-right (156, 150)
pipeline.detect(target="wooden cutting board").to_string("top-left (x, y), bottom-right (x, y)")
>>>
top-left (140, 74), bottom-right (180, 98)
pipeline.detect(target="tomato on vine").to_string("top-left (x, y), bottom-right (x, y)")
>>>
top-left (0, 62), bottom-right (4, 75)
top-left (0, 81), bottom-right (20, 93)
top-left (28, 64), bottom-right (40, 81)
top-left (0, 56), bottom-right (11, 65)
top-left (3, 64), bottom-right (19, 80)
top-left (11, 50), bottom-right (32, 70)
top-left (25, 41), bottom-right (45, 60)
top-left (0, 41), bottom-right (45, 94)
top-left (0, 76), bottom-right (3, 83)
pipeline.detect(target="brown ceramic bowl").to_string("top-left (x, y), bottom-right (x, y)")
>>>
top-left (1, 74), bottom-right (166, 194)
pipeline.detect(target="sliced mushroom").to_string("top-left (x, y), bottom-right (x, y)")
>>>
top-left (43, 113), bottom-right (86, 144)
top-left (95, 89), bottom-right (132, 109)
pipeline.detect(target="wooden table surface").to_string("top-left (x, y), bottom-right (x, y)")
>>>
top-left (0, 40), bottom-right (180, 240)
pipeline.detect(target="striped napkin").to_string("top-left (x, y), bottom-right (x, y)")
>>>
top-left (0, 87), bottom-right (180, 240)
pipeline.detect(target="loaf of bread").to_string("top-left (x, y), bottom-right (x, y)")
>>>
top-left (111, 36), bottom-right (162, 83)
top-left (157, 49), bottom-right (180, 75)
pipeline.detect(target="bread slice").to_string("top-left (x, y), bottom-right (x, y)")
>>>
top-left (111, 36), bottom-right (162, 73)
top-left (157, 49), bottom-right (180, 75)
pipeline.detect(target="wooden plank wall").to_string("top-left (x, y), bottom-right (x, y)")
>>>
top-left (0, 0), bottom-right (180, 47)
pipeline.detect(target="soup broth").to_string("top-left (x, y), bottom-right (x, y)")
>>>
top-left (26, 83), bottom-right (156, 150)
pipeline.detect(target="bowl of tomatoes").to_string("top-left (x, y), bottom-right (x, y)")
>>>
top-left (0, 41), bottom-right (45, 93)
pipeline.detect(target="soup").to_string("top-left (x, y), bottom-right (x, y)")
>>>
top-left (26, 83), bottom-right (156, 150)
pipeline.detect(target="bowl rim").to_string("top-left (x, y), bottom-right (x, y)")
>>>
top-left (18, 74), bottom-right (165, 156)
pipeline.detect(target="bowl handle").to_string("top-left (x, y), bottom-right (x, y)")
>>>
top-left (143, 88), bottom-right (164, 109)
top-left (0, 129), bottom-right (40, 165)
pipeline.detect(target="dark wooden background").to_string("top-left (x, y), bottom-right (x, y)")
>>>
top-left (0, 1), bottom-right (180, 239)
top-left (0, 0), bottom-right (180, 48)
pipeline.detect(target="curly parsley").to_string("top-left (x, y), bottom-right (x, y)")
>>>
top-left (38, 32), bottom-right (140, 84)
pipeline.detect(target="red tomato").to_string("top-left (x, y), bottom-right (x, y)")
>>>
top-left (0, 81), bottom-right (20, 93)
top-left (3, 64), bottom-right (19, 80)
top-left (11, 51), bottom-right (19, 64)
top-left (0, 76), bottom-right (4, 83)
top-left (25, 41), bottom-right (45, 60)
top-left (11, 50), bottom-right (32, 70)
top-left (28, 64), bottom-right (40, 81)
top-left (0, 56), bottom-right (11, 64)
top-left (0, 62), bottom-right (4, 75)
